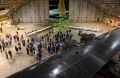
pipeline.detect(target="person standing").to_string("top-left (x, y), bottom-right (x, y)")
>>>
top-left (0, 43), bottom-right (2, 53)
top-left (21, 35), bottom-right (24, 41)
top-left (50, 45), bottom-right (53, 54)
top-left (26, 46), bottom-right (29, 55)
top-left (32, 46), bottom-right (36, 55)
top-left (27, 39), bottom-right (29, 44)
top-left (8, 50), bottom-right (12, 59)
top-left (2, 40), bottom-right (5, 51)
top-left (29, 45), bottom-right (33, 55)
top-left (10, 36), bottom-right (12, 45)
top-left (56, 44), bottom-right (59, 54)
top-left (53, 45), bottom-right (55, 53)
top-left (34, 49), bottom-right (38, 59)
top-left (18, 43), bottom-right (22, 53)
top-left (37, 43), bottom-right (42, 53)
top-left (5, 50), bottom-right (8, 59)
top-left (16, 31), bottom-right (19, 35)
top-left (37, 52), bottom-right (42, 61)
top-left (17, 36), bottom-right (19, 42)
top-left (44, 40), bottom-right (47, 50)
top-left (13, 35), bottom-right (16, 42)
top-left (15, 45), bottom-right (18, 54)
top-left (22, 40), bottom-right (25, 47)
top-left (47, 45), bottom-right (51, 54)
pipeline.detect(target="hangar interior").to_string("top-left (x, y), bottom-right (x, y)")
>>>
top-left (0, 0), bottom-right (120, 78)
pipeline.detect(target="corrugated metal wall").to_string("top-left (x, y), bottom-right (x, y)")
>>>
top-left (12, 0), bottom-right (104, 23)
top-left (12, 0), bottom-right (49, 23)
top-left (69, 0), bottom-right (104, 23)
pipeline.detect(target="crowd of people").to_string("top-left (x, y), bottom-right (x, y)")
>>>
top-left (0, 32), bottom-right (25, 60)
top-left (0, 29), bottom-right (76, 61)
top-left (0, 29), bottom-right (96, 61)
top-left (25, 29), bottom-right (75, 60)
top-left (78, 30), bottom-right (96, 43)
